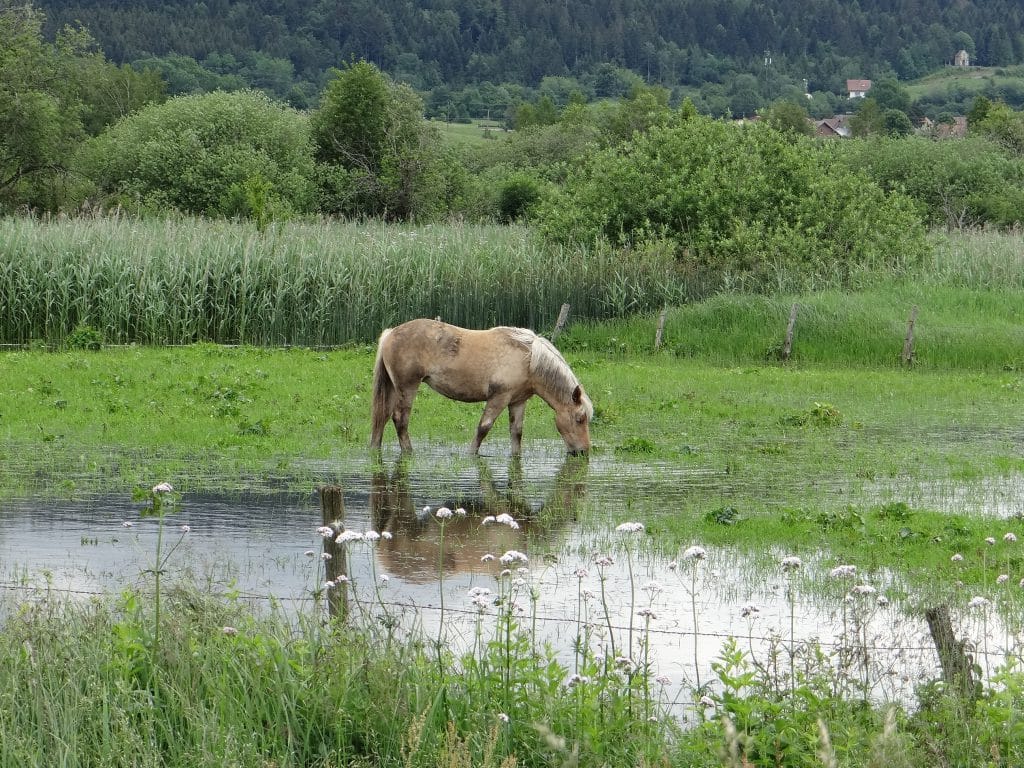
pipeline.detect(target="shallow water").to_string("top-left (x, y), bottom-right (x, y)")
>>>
top-left (1, 442), bottom-right (1021, 707)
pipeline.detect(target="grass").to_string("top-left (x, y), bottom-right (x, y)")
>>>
top-left (432, 118), bottom-right (511, 147)
top-left (2, 219), bottom-right (1024, 765)
top-left (905, 64), bottom-right (1024, 102)
top-left (0, 215), bottom-right (679, 346)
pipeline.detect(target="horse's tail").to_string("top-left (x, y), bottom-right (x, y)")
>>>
top-left (370, 328), bottom-right (395, 449)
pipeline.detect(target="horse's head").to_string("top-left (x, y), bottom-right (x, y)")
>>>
top-left (555, 384), bottom-right (593, 456)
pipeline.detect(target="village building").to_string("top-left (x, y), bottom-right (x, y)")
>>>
top-left (846, 79), bottom-right (872, 99)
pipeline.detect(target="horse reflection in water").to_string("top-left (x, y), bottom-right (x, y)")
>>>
top-left (371, 454), bottom-right (588, 584)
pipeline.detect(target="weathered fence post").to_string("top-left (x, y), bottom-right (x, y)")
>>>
top-left (902, 305), bottom-right (918, 366)
top-left (654, 307), bottom-right (668, 350)
top-left (551, 303), bottom-right (571, 342)
top-left (320, 485), bottom-right (349, 620)
top-left (925, 604), bottom-right (981, 706)
top-left (781, 303), bottom-right (799, 361)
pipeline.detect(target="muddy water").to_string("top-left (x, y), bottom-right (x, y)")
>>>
top-left (1, 442), bottom-right (1021, 706)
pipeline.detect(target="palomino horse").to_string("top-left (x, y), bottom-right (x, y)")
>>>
top-left (370, 319), bottom-right (593, 455)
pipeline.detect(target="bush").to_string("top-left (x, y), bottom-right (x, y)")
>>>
top-left (535, 114), bottom-right (928, 289)
top-left (76, 90), bottom-right (315, 218)
top-left (830, 135), bottom-right (1024, 229)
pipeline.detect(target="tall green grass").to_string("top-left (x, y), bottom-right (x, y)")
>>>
top-left (0, 215), bottom-right (680, 346)
top-left (560, 229), bottom-right (1024, 370)
top-left (2, 216), bottom-right (1022, 366)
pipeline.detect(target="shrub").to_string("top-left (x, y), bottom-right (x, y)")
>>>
top-left (76, 90), bottom-right (315, 217)
top-left (535, 114), bottom-right (929, 290)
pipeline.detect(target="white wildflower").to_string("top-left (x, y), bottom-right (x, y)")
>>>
top-left (682, 545), bottom-right (707, 561)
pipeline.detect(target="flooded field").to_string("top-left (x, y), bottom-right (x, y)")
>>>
top-left (3, 439), bottom-right (1023, 708)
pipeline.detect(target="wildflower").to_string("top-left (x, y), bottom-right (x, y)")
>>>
top-left (497, 713), bottom-right (510, 724)
top-left (435, 506), bottom-right (453, 520)
top-left (593, 555), bottom-right (614, 567)
top-left (1004, 532), bottom-right (1018, 543)
top-left (655, 675), bottom-right (671, 686)
top-left (781, 555), bottom-right (802, 571)
top-left (667, 561), bottom-right (678, 571)
top-left (421, 506), bottom-right (431, 516)
top-left (997, 574), bottom-right (1009, 585)
top-left (152, 482), bottom-right (174, 494)
top-left (381, 531), bottom-right (393, 540)
top-left (829, 565), bottom-right (857, 579)
top-left (316, 526), bottom-right (334, 538)
top-left (1020, 578), bottom-right (1024, 589)
top-left (379, 574), bottom-right (390, 584)
top-left (336, 575), bottom-right (349, 583)
top-left (967, 596), bottom-right (991, 609)
top-left (481, 553), bottom-right (496, 562)
top-left (573, 567), bottom-right (589, 579)
top-left (637, 608), bottom-right (658, 620)
top-left (363, 530), bottom-right (381, 542)
top-left (121, 521), bottom-right (134, 528)
top-left (180, 525), bottom-right (191, 533)
top-left (499, 550), bottom-right (529, 565)
top-left (851, 584), bottom-right (876, 596)
top-left (324, 580), bottom-right (336, 590)
top-left (616, 521), bottom-right (645, 534)
top-left (642, 580), bottom-right (663, 595)
top-left (335, 530), bottom-right (364, 545)
top-left (468, 587), bottom-right (492, 600)
top-left (699, 695), bottom-right (716, 708)
top-left (615, 656), bottom-right (635, 671)
top-left (681, 545), bottom-right (707, 562)
top-left (951, 553), bottom-right (964, 562)
top-left (985, 537), bottom-right (996, 546)
top-left (876, 596), bottom-right (890, 607)
top-left (740, 604), bottom-right (760, 618)
top-left (500, 569), bottom-right (512, 578)
top-left (455, 507), bottom-right (467, 517)
top-left (320, 552), bottom-right (332, 560)
top-left (304, 550), bottom-right (316, 557)
top-left (567, 673), bottom-right (589, 687)
top-left (222, 626), bottom-right (238, 636)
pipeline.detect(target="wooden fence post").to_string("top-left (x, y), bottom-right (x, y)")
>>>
top-left (902, 305), bottom-right (918, 366)
top-left (781, 303), bottom-right (799, 361)
top-left (551, 303), bottom-right (571, 342)
top-left (320, 485), bottom-right (349, 620)
top-left (654, 307), bottom-right (668, 350)
top-left (925, 604), bottom-right (981, 706)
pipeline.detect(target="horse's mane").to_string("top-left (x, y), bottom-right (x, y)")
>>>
top-left (501, 327), bottom-right (590, 413)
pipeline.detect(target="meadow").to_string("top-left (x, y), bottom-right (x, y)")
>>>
top-left (1, 218), bottom-right (1024, 766)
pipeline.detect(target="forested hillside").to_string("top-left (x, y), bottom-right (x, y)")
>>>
top-left (38, 0), bottom-right (1024, 112)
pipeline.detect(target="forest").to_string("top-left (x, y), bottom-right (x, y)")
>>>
top-left (33, 0), bottom-right (1024, 117)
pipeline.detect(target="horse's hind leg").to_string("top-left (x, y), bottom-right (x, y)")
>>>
top-left (392, 387), bottom-right (417, 452)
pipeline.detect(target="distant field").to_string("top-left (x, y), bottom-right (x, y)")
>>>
top-left (906, 64), bottom-right (1024, 101)
top-left (431, 118), bottom-right (511, 147)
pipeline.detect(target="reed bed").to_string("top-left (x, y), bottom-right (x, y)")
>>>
top-left (0, 216), bottom-right (681, 346)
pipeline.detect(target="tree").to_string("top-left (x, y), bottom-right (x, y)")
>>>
top-left (849, 98), bottom-right (886, 136)
top-left (0, 2), bottom-right (85, 210)
top-left (310, 60), bottom-right (453, 220)
top-left (763, 100), bottom-right (814, 136)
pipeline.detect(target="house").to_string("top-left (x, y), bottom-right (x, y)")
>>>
top-left (954, 49), bottom-right (970, 67)
top-left (815, 114), bottom-right (852, 138)
top-left (847, 79), bottom-right (872, 99)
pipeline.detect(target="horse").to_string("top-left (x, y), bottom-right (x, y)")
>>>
top-left (370, 319), bottom-right (593, 455)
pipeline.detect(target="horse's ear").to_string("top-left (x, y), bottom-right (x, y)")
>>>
top-left (572, 385), bottom-right (583, 404)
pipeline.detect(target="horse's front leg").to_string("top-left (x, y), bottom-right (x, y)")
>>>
top-left (470, 396), bottom-right (511, 455)
top-left (507, 400), bottom-right (527, 455)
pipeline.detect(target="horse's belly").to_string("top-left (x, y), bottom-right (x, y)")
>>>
top-left (423, 376), bottom-right (487, 403)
